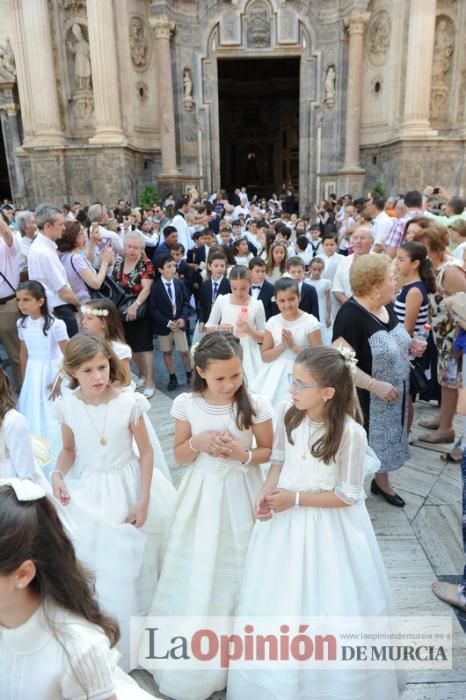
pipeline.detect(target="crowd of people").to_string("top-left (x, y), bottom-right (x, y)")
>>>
top-left (0, 183), bottom-right (465, 699)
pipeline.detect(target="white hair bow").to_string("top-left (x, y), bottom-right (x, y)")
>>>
top-left (0, 478), bottom-right (46, 501)
top-left (337, 344), bottom-right (358, 374)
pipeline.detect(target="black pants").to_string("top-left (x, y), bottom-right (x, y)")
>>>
top-left (54, 304), bottom-right (79, 338)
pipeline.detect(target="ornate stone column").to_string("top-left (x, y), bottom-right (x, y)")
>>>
top-left (87, 0), bottom-right (125, 145)
top-left (341, 11), bottom-right (370, 173)
top-left (21, 0), bottom-right (64, 147)
top-left (400, 0), bottom-right (437, 136)
top-left (150, 16), bottom-right (178, 176)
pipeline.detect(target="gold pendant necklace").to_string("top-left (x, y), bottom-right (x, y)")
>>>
top-left (82, 390), bottom-right (109, 446)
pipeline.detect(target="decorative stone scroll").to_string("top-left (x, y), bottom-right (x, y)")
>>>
top-left (367, 10), bottom-right (391, 66)
top-left (129, 16), bottom-right (150, 71)
top-left (430, 16), bottom-right (455, 119)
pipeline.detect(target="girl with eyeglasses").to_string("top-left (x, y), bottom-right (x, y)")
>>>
top-left (228, 347), bottom-right (405, 700)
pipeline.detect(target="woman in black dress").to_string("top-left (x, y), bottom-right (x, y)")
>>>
top-left (333, 254), bottom-right (412, 507)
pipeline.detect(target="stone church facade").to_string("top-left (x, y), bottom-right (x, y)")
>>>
top-left (0, 0), bottom-right (465, 212)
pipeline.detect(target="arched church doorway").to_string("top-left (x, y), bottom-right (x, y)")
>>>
top-left (218, 57), bottom-right (299, 200)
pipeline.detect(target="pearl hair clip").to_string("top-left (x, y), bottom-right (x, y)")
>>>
top-left (190, 342), bottom-right (200, 358)
top-left (81, 306), bottom-right (109, 317)
top-left (337, 345), bottom-right (358, 374)
top-left (0, 478), bottom-right (46, 501)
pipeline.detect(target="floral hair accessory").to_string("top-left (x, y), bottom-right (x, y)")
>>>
top-left (0, 477), bottom-right (46, 501)
top-left (337, 345), bottom-right (358, 374)
top-left (81, 306), bottom-right (109, 317)
top-left (191, 342), bottom-right (200, 358)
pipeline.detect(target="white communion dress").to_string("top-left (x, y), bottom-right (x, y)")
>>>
top-left (55, 390), bottom-right (176, 670)
top-left (17, 316), bottom-right (68, 467)
top-left (143, 391), bottom-right (274, 700)
top-left (0, 600), bottom-right (158, 700)
top-left (252, 312), bottom-right (320, 414)
top-left (227, 403), bottom-right (406, 700)
top-left (205, 294), bottom-right (266, 385)
top-left (111, 339), bottom-right (173, 484)
top-left (0, 408), bottom-right (48, 485)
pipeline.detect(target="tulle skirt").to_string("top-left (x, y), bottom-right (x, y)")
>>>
top-left (227, 501), bottom-right (406, 700)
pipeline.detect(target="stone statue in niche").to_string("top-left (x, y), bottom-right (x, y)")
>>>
top-left (432, 19), bottom-right (454, 85)
top-left (0, 39), bottom-right (15, 78)
top-left (129, 17), bottom-right (149, 70)
top-left (247, 1), bottom-right (271, 48)
top-left (67, 24), bottom-right (91, 91)
top-left (183, 68), bottom-right (193, 112)
top-left (324, 65), bottom-right (336, 108)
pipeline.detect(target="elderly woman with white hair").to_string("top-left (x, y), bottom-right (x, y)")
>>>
top-left (16, 210), bottom-right (36, 272)
top-left (113, 230), bottom-right (156, 398)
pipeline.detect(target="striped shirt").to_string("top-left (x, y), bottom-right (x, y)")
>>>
top-left (394, 281), bottom-right (429, 332)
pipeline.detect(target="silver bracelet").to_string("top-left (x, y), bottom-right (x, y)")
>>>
top-left (188, 437), bottom-right (200, 454)
top-left (51, 469), bottom-right (64, 479)
top-left (295, 491), bottom-right (301, 508)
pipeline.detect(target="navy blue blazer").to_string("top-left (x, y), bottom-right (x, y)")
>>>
top-left (300, 283), bottom-right (320, 320)
top-left (199, 277), bottom-right (231, 323)
top-left (149, 277), bottom-right (192, 336)
top-left (250, 280), bottom-right (276, 320)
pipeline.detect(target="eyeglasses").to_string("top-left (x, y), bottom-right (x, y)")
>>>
top-left (288, 374), bottom-right (321, 393)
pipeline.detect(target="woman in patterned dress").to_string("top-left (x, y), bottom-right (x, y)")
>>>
top-left (113, 231), bottom-right (155, 398)
top-left (333, 254), bottom-right (414, 508)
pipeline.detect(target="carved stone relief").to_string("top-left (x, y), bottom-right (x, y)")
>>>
top-left (67, 23), bottom-right (91, 91)
top-left (430, 15), bottom-right (455, 120)
top-left (62, 0), bottom-right (87, 12)
top-left (324, 65), bottom-right (336, 109)
top-left (129, 16), bottom-right (150, 71)
top-left (246, 1), bottom-right (271, 49)
top-left (367, 10), bottom-right (391, 66)
top-left (0, 40), bottom-right (16, 79)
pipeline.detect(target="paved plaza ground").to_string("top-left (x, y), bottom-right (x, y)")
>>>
top-left (133, 389), bottom-right (466, 700)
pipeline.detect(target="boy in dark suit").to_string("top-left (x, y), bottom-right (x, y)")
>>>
top-left (285, 256), bottom-right (320, 320)
top-left (248, 257), bottom-right (276, 320)
top-left (149, 254), bottom-right (192, 390)
top-left (198, 251), bottom-right (231, 329)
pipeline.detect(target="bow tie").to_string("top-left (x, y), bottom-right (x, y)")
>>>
top-left (251, 285), bottom-right (262, 290)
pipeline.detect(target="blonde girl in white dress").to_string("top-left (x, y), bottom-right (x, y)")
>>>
top-left (206, 265), bottom-right (266, 384)
top-left (227, 347), bottom-right (406, 700)
top-left (253, 278), bottom-right (321, 413)
top-left (0, 478), bottom-right (157, 700)
top-left (81, 298), bottom-right (173, 483)
top-left (306, 257), bottom-right (332, 345)
top-left (143, 332), bottom-right (274, 700)
top-left (16, 281), bottom-right (69, 469)
top-left (51, 334), bottom-right (176, 670)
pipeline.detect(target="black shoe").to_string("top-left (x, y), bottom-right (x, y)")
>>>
top-left (186, 371), bottom-right (193, 385)
top-left (370, 479), bottom-right (405, 507)
top-left (167, 375), bottom-right (178, 391)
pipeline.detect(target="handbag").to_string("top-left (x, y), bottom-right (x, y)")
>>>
top-left (118, 294), bottom-right (148, 320)
top-left (409, 359), bottom-right (431, 395)
top-left (70, 255), bottom-right (127, 307)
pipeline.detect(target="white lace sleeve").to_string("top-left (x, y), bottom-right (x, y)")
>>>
top-left (270, 401), bottom-right (291, 464)
top-left (60, 639), bottom-right (115, 699)
top-left (334, 419), bottom-right (367, 505)
top-left (205, 295), bottom-right (224, 327)
top-left (170, 392), bottom-right (190, 421)
top-left (129, 392), bottom-right (150, 424)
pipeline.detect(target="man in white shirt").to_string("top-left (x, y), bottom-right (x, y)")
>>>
top-left (28, 203), bottom-right (81, 337)
top-left (171, 196), bottom-right (194, 253)
top-left (332, 225), bottom-right (374, 306)
top-left (0, 214), bottom-right (21, 388)
top-left (367, 197), bottom-right (393, 252)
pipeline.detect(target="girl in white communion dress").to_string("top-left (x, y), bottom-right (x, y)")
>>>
top-left (0, 478), bottom-right (159, 699)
